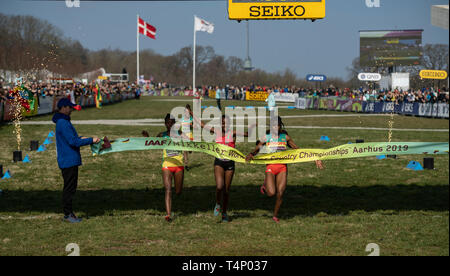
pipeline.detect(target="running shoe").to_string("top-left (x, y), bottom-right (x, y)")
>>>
top-left (214, 203), bottom-right (221, 217)
top-left (222, 213), bottom-right (230, 223)
top-left (272, 216), bottom-right (280, 223)
top-left (165, 215), bottom-right (172, 223)
top-left (63, 213), bottom-right (82, 223)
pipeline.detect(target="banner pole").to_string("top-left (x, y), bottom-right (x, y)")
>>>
top-left (137, 14), bottom-right (140, 86)
top-left (193, 15), bottom-right (197, 97)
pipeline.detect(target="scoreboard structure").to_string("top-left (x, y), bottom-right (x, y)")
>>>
top-left (228, 0), bottom-right (326, 21)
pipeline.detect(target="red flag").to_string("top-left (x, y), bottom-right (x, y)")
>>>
top-left (138, 17), bottom-right (156, 39)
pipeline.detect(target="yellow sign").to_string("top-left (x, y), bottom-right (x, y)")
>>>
top-left (98, 76), bottom-right (108, 80)
top-left (419, 70), bottom-right (448, 80)
top-left (228, 0), bottom-right (326, 20)
top-left (246, 91), bottom-right (268, 101)
top-left (386, 39), bottom-right (399, 44)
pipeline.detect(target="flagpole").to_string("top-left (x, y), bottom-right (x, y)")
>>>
top-left (137, 14), bottom-right (140, 86)
top-left (193, 15), bottom-right (196, 97)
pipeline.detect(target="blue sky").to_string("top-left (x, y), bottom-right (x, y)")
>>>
top-left (1, 0), bottom-right (449, 79)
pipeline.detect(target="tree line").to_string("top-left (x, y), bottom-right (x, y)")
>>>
top-left (0, 13), bottom-right (448, 90)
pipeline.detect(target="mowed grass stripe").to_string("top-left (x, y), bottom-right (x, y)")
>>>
top-left (0, 99), bottom-right (448, 256)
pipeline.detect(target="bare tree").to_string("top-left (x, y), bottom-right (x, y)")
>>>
top-left (0, 13), bottom-right (363, 89)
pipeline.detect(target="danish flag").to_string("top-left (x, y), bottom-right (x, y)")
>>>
top-left (138, 17), bottom-right (156, 39)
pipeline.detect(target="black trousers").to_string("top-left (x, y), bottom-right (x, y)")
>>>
top-left (216, 99), bottom-right (222, 111)
top-left (61, 166), bottom-right (79, 216)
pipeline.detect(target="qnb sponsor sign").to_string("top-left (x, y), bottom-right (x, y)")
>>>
top-left (358, 73), bottom-right (382, 81)
top-left (65, 0), bottom-right (80, 8)
top-left (419, 70), bottom-right (448, 80)
top-left (365, 0), bottom-right (381, 8)
top-left (306, 74), bottom-right (327, 82)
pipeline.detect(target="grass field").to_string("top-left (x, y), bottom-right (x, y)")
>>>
top-left (0, 96), bottom-right (448, 256)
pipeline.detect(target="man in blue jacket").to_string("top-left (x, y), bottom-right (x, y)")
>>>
top-left (53, 98), bottom-right (100, 223)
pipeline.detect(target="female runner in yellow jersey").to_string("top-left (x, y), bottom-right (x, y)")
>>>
top-left (143, 114), bottom-right (186, 222)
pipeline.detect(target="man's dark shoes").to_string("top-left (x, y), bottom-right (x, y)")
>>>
top-left (63, 213), bottom-right (82, 223)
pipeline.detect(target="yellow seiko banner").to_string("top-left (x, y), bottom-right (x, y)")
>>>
top-left (228, 0), bottom-right (326, 20)
top-left (419, 70), bottom-right (448, 80)
top-left (246, 91), bottom-right (269, 101)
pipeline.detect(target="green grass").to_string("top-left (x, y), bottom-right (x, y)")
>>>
top-left (0, 97), bottom-right (448, 256)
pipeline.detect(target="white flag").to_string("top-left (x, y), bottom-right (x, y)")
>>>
top-left (194, 16), bottom-right (214, 34)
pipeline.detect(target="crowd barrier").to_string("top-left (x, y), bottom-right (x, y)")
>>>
top-left (295, 96), bottom-right (449, 119)
top-left (146, 89), bottom-right (194, 97)
top-left (207, 89), bottom-right (235, 100)
top-left (0, 92), bottom-right (137, 123)
top-left (145, 89), bottom-right (225, 97)
top-left (274, 92), bottom-right (298, 103)
top-left (145, 89), bottom-right (297, 102)
top-left (245, 91), bottom-right (298, 102)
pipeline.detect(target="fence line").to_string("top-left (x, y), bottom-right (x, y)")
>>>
top-left (0, 91), bottom-right (138, 123)
top-left (295, 96), bottom-right (449, 119)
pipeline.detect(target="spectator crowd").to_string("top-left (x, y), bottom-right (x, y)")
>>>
top-left (2, 79), bottom-right (448, 105)
top-left (0, 80), bottom-right (141, 104)
top-left (191, 84), bottom-right (449, 104)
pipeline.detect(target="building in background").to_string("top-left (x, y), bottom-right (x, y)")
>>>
top-left (431, 5), bottom-right (449, 30)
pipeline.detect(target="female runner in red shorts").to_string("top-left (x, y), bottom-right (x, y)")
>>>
top-left (246, 116), bottom-right (324, 223)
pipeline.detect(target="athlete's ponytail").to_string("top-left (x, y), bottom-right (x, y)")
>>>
top-left (278, 116), bottom-right (284, 130)
top-left (270, 116), bottom-right (284, 129)
top-left (268, 116), bottom-right (286, 135)
top-left (165, 113), bottom-right (175, 123)
top-left (222, 114), bottom-right (231, 122)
